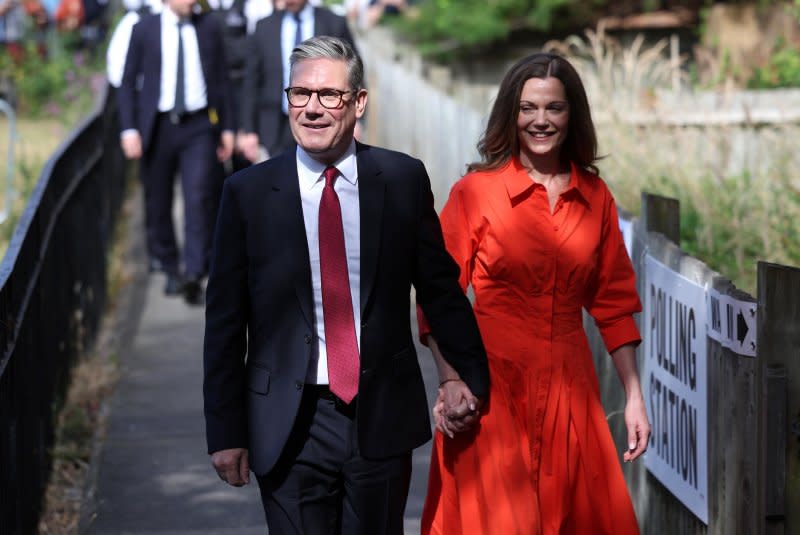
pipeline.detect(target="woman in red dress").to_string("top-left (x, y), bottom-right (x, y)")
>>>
top-left (419, 53), bottom-right (651, 535)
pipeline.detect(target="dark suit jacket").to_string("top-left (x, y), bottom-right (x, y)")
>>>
top-left (118, 11), bottom-right (235, 152)
top-left (203, 143), bottom-right (489, 476)
top-left (239, 8), bottom-right (355, 152)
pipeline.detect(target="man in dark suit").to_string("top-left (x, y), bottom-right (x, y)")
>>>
top-left (238, 0), bottom-right (355, 162)
top-left (204, 36), bottom-right (488, 533)
top-left (118, 0), bottom-right (234, 304)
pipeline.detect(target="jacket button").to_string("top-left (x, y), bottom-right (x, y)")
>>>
top-left (295, 381), bottom-right (303, 390)
top-left (304, 334), bottom-right (312, 344)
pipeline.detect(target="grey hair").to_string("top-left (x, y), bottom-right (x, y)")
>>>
top-left (289, 36), bottom-right (364, 90)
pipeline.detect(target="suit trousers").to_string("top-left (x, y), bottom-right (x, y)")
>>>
top-left (140, 112), bottom-right (223, 277)
top-left (256, 386), bottom-right (412, 535)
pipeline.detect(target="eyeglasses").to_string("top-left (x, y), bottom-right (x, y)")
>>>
top-left (284, 87), bottom-right (358, 109)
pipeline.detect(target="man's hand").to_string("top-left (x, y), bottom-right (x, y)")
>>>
top-left (211, 447), bottom-right (250, 487)
top-left (432, 379), bottom-right (482, 438)
top-left (238, 132), bottom-right (261, 163)
top-left (120, 131), bottom-right (142, 160)
top-left (217, 130), bottom-right (234, 162)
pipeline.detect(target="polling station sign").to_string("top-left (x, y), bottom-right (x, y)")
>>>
top-left (644, 255), bottom-right (708, 524)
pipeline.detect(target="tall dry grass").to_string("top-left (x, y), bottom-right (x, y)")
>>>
top-left (544, 25), bottom-right (800, 294)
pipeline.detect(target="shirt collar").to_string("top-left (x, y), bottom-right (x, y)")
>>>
top-left (503, 157), bottom-right (592, 207)
top-left (162, 6), bottom-right (180, 25)
top-left (296, 140), bottom-right (358, 190)
top-left (285, 3), bottom-right (313, 22)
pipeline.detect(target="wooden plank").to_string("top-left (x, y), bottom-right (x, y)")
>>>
top-left (758, 262), bottom-right (800, 534)
top-left (641, 192), bottom-right (680, 245)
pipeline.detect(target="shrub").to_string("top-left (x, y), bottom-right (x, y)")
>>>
top-left (0, 39), bottom-right (101, 119)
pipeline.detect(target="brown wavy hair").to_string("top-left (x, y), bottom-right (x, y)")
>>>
top-left (468, 53), bottom-right (599, 174)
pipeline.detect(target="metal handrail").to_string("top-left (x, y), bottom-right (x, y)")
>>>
top-left (0, 98), bottom-right (15, 224)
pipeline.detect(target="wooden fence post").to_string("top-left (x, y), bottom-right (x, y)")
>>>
top-left (757, 261), bottom-right (800, 535)
top-left (641, 192), bottom-right (680, 245)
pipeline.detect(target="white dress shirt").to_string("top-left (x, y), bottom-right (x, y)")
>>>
top-left (107, 0), bottom-right (164, 88)
top-left (281, 2), bottom-right (315, 114)
top-left (297, 141), bottom-right (361, 385)
top-left (158, 7), bottom-right (207, 113)
top-left (106, 11), bottom-right (140, 88)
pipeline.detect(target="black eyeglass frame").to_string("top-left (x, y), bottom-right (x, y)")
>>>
top-left (284, 87), bottom-right (359, 109)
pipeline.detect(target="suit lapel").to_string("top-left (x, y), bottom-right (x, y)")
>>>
top-left (272, 154), bottom-right (314, 328)
top-left (357, 143), bottom-right (384, 314)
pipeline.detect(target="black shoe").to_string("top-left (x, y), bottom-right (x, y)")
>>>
top-left (183, 278), bottom-right (205, 306)
top-left (164, 274), bottom-right (185, 296)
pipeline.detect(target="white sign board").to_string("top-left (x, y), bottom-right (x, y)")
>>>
top-left (706, 288), bottom-right (757, 357)
top-left (644, 255), bottom-right (708, 524)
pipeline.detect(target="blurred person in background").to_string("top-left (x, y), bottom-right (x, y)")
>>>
top-left (106, 0), bottom-right (160, 88)
top-left (205, 0), bottom-right (273, 172)
top-left (418, 53), bottom-right (649, 535)
top-left (238, 0), bottom-right (352, 163)
top-left (79, 0), bottom-right (108, 50)
top-left (117, 0), bottom-right (234, 305)
top-left (0, 0), bottom-right (25, 62)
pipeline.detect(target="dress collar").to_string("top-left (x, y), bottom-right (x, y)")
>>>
top-left (503, 156), bottom-right (592, 207)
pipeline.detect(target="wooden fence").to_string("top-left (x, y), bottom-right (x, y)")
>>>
top-left (357, 27), bottom-right (800, 535)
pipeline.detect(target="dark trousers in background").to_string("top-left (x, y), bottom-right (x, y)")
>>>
top-left (257, 387), bottom-right (411, 535)
top-left (140, 111), bottom-right (222, 278)
top-left (267, 112), bottom-right (297, 158)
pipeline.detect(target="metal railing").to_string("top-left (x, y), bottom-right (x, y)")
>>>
top-left (0, 84), bottom-right (127, 535)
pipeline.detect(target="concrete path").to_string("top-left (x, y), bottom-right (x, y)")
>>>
top-left (81, 195), bottom-right (437, 534)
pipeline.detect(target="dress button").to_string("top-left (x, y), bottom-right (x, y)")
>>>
top-left (304, 334), bottom-right (312, 344)
top-left (553, 225), bottom-right (559, 231)
top-left (295, 381), bottom-right (303, 390)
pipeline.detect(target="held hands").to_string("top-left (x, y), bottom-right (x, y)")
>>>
top-left (622, 394), bottom-right (651, 462)
top-left (432, 379), bottom-right (482, 438)
top-left (211, 447), bottom-right (250, 487)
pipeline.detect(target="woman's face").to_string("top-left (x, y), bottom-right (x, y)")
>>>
top-left (516, 76), bottom-right (570, 165)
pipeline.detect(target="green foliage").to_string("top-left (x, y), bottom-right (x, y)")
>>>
top-left (0, 39), bottom-right (101, 118)
top-left (394, 0), bottom-right (600, 60)
top-left (747, 37), bottom-right (800, 88)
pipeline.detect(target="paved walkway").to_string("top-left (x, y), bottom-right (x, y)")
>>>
top-left (80, 193), bottom-right (436, 534)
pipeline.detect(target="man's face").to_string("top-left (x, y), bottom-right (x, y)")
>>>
top-left (165, 0), bottom-right (195, 17)
top-left (288, 58), bottom-right (367, 165)
top-left (283, 0), bottom-right (307, 13)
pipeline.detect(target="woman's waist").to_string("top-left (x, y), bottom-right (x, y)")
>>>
top-left (474, 303), bottom-right (585, 336)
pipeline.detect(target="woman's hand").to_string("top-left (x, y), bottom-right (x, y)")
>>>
top-left (622, 394), bottom-right (650, 462)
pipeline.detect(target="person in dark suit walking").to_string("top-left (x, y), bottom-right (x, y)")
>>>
top-left (203, 36), bottom-right (489, 534)
top-left (238, 0), bottom-right (355, 162)
top-left (118, 0), bottom-right (234, 304)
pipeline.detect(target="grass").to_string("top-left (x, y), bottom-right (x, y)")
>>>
top-left (544, 24), bottom-right (800, 294)
top-left (0, 117), bottom-right (69, 248)
top-left (36, 179), bottom-right (136, 534)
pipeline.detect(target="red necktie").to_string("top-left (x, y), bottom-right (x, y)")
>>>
top-left (319, 166), bottom-right (359, 403)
